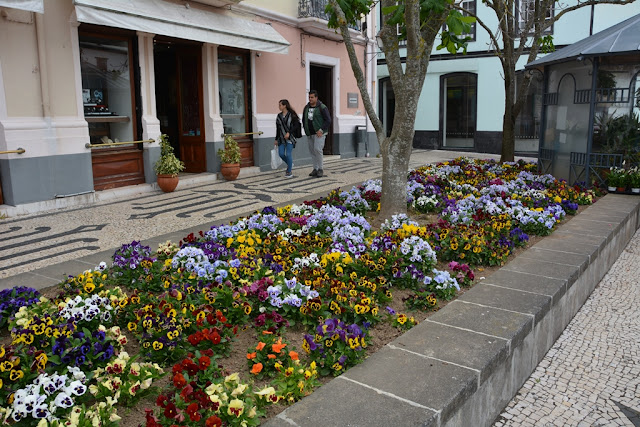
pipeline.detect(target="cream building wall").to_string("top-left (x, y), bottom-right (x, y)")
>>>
top-left (0, 0), bottom-right (378, 207)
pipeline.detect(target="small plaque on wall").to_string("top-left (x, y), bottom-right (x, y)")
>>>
top-left (348, 92), bottom-right (359, 108)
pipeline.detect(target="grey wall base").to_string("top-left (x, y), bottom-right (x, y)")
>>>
top-left (265, 194), bottom-right (640, 427)
top-left (253, 132), bottom-right (380, 172)
top-left (0, 153), bottom-right (94, 206)
top-left (143, 145), bottom-right (161, 183)
top-left (413, 131), bottom-right (507, 155)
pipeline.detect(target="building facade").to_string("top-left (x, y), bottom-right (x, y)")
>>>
top-left (376, 0), bottom-right (640, 156)
top-left (0, 0), bottom-right (377, 207)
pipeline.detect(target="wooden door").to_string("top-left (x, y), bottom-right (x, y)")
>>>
top-left (177, 48), bottom-right (206, 173)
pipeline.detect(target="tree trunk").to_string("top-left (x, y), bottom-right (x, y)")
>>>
top-left (501, 111), bottom-right (516, 163)
top-left (501, 66), bottom-right (516, 163)
top-left (379, 134), bottom-right (412, 219)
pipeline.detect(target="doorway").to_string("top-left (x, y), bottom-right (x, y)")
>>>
top-left (380, 77), bottom-right (395, 137)
top-left (154, 40), bottom-right (206, 173)
top-left (310, 65), bottom-right (334, 155)
top-left (440, 73), bottom-right (477, 149)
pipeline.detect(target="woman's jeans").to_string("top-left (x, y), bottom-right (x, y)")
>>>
top-left (278, 141), bottom-right (293, 173)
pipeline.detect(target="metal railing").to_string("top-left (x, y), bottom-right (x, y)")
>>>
top-left (570, 151), bottom-right (623, 186)
top-left (85, 139), bottom-right (155, 149)
top-left (0, 148), bottom-right (25, 154)
top-left (298, 0), bottom-right (361, 30)
top-left (221, 131), bottom-right (264, 139)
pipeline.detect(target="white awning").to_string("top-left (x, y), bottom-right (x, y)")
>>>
top-left (0, 0), bottom-right (44, 13)
top-left (73, 0), bottom-right (289, 54)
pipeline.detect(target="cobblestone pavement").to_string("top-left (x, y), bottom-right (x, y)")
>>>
top-left (0, 150), bottom-right (513, 280)
top-left (494, 229), bottom-right (640, 427)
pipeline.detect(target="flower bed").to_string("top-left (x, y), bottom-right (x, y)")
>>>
top-left (0, 158), bottom-right (597, 426)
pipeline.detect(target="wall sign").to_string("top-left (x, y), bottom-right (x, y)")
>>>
top-left (348, 92), bottom-right (359, 108)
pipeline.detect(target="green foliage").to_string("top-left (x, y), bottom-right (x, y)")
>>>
top-left (538, 35), bottom-right (555, 54)
top-left (153, 134), bottom-right (185, 176)
top-left (218, 135), bottom-right (242, 164)
top-left (594, 112), bottom-right (640, 165)
top-left (325, 0), bottom-right (374, 29)
top-left (326, 0), bottom-right (472, 55)
top-left (438, 11), bottom-right (474, 54)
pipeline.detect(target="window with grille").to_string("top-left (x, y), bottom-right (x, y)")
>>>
top-left (517, 0), bottom-right (553, 36)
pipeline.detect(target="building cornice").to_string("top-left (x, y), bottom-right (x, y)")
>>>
top-left (232, 3), bottom-right (366, 45)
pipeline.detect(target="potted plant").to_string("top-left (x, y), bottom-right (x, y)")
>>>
top-left (218, 135), bottom-right (241, 181)
top-left (154, 134), bottom-right (185, 192)
top-left (629, 166), bottom-right (640, 194)
top-left (606, 166), bottom-right (626, 192)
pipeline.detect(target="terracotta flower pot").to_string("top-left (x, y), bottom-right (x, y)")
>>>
top-left (617, 186), bottom-right (626, 193)
top-left (220, 163), bottom-right (240, 181)
top-left (157, 174), bottom-right (179, 192)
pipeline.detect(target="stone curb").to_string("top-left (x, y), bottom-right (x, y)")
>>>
top-left (264, 194), bottom-right (640, 427)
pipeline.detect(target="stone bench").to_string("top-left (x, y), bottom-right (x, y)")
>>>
top-left (265, 194), bottom-right (640, 427)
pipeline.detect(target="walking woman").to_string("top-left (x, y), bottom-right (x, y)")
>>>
top-left (274, 99), bottom-right (299, 178)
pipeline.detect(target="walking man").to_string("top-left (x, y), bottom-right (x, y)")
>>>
top-left (302, 90), bottom-right (331, 178)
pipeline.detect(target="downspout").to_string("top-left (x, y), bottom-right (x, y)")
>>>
top-left (364, 15), bottom-right (370, 157)
top-left (585, 57), bottom-right (599, 187)
top-left (35, 12), bottom-right (51, 118)
top-left (537, 65), bottom-right (550, 173)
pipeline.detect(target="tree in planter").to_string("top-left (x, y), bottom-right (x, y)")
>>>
top-left (154, 134), bottom-right (185, 176)
top-left (154, 134), bottom-right (185, 192)
top-left (454, 0), bottom-right (635, 163)
top-left (218, 135), bottom-right (241, 164)
top-left (326, 0), bottom-right (472, 220)
top-left (218, 135), bottom-right (242, 181)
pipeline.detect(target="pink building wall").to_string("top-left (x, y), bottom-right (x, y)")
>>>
top-left (254, 21), bottom-right (366, 116)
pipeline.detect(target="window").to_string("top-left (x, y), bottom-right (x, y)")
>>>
top-left (441, 73), bottom-right (477, 149)
top-left (517, 0), bottom-right (553, 36)
top-left (457, 0), bottom-right (476, 41)
top-left (218, 51), bottom-right (248, 135)
top-left (80, 33), bottom-right (136, 145)
top-left (515, 71), bottom-right (543, 150)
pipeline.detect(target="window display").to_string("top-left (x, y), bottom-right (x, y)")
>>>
top-left (80, 34), bottom-right (135, 145)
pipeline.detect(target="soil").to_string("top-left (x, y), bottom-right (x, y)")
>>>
top-left (17, 203), bottom-right (592, 427)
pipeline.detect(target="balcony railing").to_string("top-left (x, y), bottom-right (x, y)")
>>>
top-left (298, 0), bottom-right (361, 31)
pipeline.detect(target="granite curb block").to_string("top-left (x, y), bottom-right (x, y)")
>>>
top-left (265, 194), bottom-right (640, 427)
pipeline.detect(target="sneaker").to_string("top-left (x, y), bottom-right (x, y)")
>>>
top-left (285, 172), bottom-right (293, 178)
top-left (309, 169), bottom-right (318, 177)
top-left (316, 169), bottom-right (323, 178)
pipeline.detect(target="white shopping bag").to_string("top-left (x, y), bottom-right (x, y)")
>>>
top-left (271, 147), bottom-right (283, 169)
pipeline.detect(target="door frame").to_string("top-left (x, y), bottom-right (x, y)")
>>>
top-left (439, 72), bottom-right (478, 149)
top-left (309, 64), bottom-right (334, 155)
top-left (305, 53), bottom-right (338, 149)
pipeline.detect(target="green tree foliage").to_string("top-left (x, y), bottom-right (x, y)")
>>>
top-left (326, 0), bottom-right (472, 220)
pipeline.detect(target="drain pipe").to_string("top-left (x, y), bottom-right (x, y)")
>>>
top-left (35, 12), bottom-right (51, 118)
top-left (363, 15), bottom-right (370, 157)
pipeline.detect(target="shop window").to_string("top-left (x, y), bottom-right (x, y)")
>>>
top-left (218, 51), bottom-right (248, 135)
top-left (80, 34), bottom-right (136, 145)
